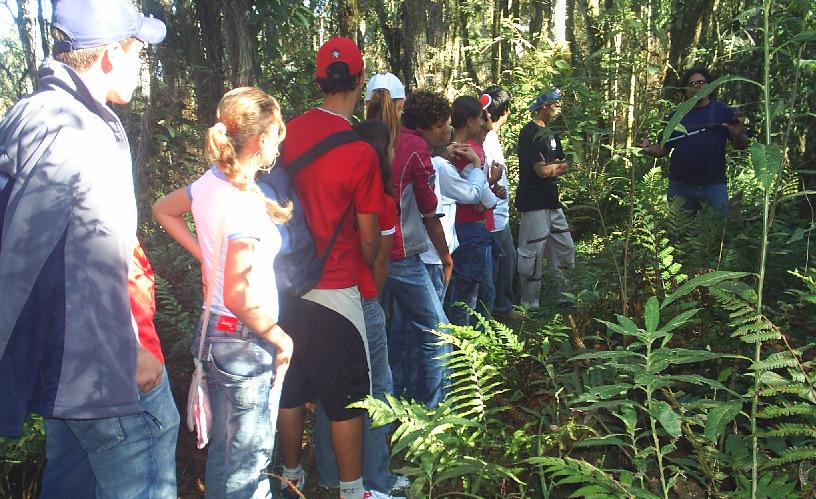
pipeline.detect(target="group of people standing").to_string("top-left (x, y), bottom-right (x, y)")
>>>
top-left (0, 1), bottom-right (750, 498)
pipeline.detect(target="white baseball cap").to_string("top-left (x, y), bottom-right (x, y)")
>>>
top-left (365, 72), bottom-right (406, 101)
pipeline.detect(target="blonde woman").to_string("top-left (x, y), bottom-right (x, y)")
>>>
top-left (153, 87), bottom-right (293, 498)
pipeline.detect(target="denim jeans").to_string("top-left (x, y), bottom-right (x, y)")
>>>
top-left (491, 225), bottom-right (516, 315)
top-left (40, 369), bottom-right (179, 499)
top-left (313, 298), bottom-right (398, 492)
top-left (196, 314), bottom-right (279, 499)
top-left (382, 255), bottom-right (451, 407)
top-left (448, 256), bottom-right (495, 326)
top-left (448, 228), bottom-right (495, 326)
top-left (667, 181), bottom-right (728, 216)
top-left (424, 263), bottom-right (447, 303)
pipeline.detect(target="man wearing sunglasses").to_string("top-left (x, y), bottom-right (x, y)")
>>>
top-left (641, 66), bottom-right (748, 215)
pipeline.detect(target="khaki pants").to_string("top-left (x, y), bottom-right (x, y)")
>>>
top-left (517, 208), bottom-right (575, 307)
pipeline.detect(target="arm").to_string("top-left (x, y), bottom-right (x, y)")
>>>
top-left (135, 345), bottom-right (163, 392)
top-left (724, 111), bottom-right (748, 150)
top-left (152, 187), bottom-right (202, 262)
top-left (478, 172), bottom-right (499, 209)
top-left (438, 158), bottom-right (481, 204)
top-left (222, 239), bottom-right (293, 384)
top-left (532, 160), bottom-right (570, 178)
top-left (357, 212), bottom-right (381, 270)
top-left (640, 138), bottom-right (669, 158)
top-left (423, 216), bottom-right (453, 285)
top-left (373, 233), bottom-right (393, 296)
top-left (487, 161), bottom-right (503, 185)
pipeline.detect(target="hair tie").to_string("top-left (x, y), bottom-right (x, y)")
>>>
top-left (213, 122), bottom-right (228, 135)
top-left (479, 94), bottom-right (492, 110)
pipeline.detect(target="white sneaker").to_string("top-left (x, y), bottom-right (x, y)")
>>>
top-left (364, 491), bottom-right (406, 499)
top-left (280, 468), bottom-right (306, 499)
top-left (390, 475), bottom-right (410, 492)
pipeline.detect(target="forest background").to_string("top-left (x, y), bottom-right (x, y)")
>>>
top-left (0, 0), bottom-right (815, 497)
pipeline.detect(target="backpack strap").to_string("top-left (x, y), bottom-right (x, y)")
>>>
top-left (320, 201), bottom-right (354, 261)
top-left (283, 129), bottom-right (361, 262)
top-left (286, 130), bottom-right (360, 178)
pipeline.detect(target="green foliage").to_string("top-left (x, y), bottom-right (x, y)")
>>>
top-left (0, 416), bottom-right (44, 498)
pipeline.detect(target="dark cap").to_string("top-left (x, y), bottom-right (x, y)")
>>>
top-left (315, 37), bottom-right (364, 78)
top-left (529, 87), bottom-right (561, 112)
top-left (53, 0), bottom-right (166, 52)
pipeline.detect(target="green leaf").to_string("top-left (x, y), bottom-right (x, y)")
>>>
top-left (644, 296), bottom-right (659, 333)
top-left (660, 309), bottom-right (701, 335)
top-left (650, 400), bottom-right (681, 438)
top-left (662, 271), bottom-right (750, 308)
top-left (750, 142), bottom-right (783, 190)
top-left (704, 401), bottom-right (743, 443)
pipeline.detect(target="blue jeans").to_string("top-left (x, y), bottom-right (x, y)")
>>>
top-left (448, 245), bottom-right (494, 327)
top-left (667, 181), bottom-right (728, 216)
top-left (382, 255), bottom-right (451, 407)
top-left (197, 314), bottom-right (279, 499)
top-left (491, 225), bottom-right (516, 315)
top-left (425, 263), bottom-right (447, 303)
top-left (41, 369), bottom-right (179, 499)
top-left (313, 298), bottom-right (398, 492)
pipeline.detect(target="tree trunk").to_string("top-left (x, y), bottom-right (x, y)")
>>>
top-left (565, 0), bottom-right (580, 60)
top-left (662, 0), bottom-right (711, 98)
top-left (457, 0), bottom-right (480, 87)
top-left (529, 0), bottom-right (548, 48)
top-left (373, 0), bottom-right (403, 78)
top-left (222, 0), bottom-right (257, 87)
top-left (37, 0), bottom-right (49, 59)
top-left (15, 0), bottom-right (40, 91)
top-left (552, 0), bottom-right (568, 44)
top-left (491, 0), bottom-right (502, 82)
top-left (336, 0), bottom-right (360, 43)
top-left (193, 0), bottom-right (225, 122)
top-left (401, 0), bottom-right (427, 89)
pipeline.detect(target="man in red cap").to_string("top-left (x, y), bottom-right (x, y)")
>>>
top-left (277, 37), bottom-right (398, 499)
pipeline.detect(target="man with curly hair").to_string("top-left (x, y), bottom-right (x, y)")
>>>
top-left (383, 90), bottom-right (452, 407)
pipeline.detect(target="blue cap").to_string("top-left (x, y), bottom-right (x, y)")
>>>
top-left (529, 88), bottom-right (561, 112)
top-left (53, 0), bottom-right (166, 52)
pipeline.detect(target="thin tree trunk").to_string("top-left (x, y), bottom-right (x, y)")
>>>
top-left (491, 0), bottom-right (502, 82)
top-left (14, 0), bottom-right (40, 91)
top-left (401, 0), bottom-right (428, 89)
top-left (529, 0), bottom-right (548, 48)
top-left (552, 0), bottom-right (568, 44)
top-left (37, 0), bottom-right (48, 59)
top-left (457, 0), bottom-right (480, 87)
top-left (193, 0), bottom-right (225, 123)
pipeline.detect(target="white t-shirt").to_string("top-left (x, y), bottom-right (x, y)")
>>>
top-left (189, 166), bottom-right (282, 321)
top-left (482, 130), bottom-right (509, 231)
top-left (420, 156), bottom-right (486, 265)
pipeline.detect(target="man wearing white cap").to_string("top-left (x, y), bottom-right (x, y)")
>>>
top-left (0, 0), bottom-right (176, 497)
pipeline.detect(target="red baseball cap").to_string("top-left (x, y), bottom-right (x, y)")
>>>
top-left (315, 37), bottom-right (364, 78)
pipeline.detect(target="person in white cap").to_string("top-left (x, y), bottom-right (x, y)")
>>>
top-left (0, 0), bottom-right (175, 497)
top-left (365, 71), bottom-right (406, 147)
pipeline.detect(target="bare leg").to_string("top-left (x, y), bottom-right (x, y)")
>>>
top-left (330, 416), bottom-right (363, 482)
top-left (278, 406), bottom-right (305, 468)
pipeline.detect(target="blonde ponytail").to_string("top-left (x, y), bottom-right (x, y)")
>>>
top-left (366, 88), bottom-right (401, 148)
top-left (207, 87), bottom-right (293, 223)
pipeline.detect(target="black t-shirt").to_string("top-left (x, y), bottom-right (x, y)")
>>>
top-left (515, 120), bottom-right (563, 211)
